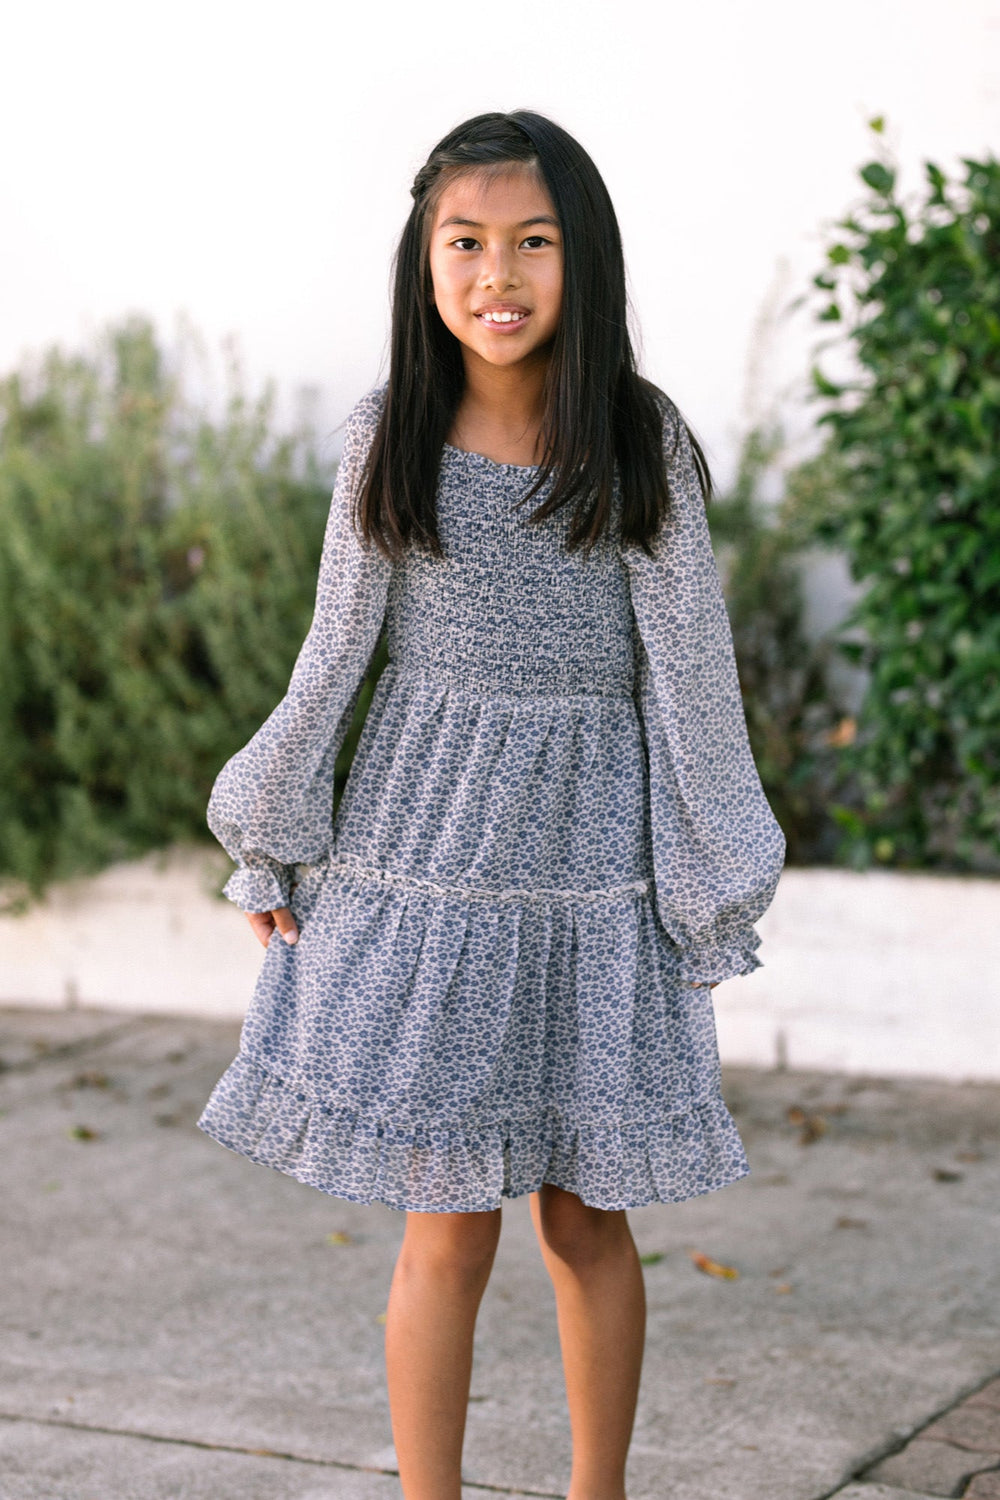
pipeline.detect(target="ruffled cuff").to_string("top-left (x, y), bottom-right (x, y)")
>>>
top-left (220, 863), bottom-right (295, 914)
top-left (675, 929), bottom-right (763, 987)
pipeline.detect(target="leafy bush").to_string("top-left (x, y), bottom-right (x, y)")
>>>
top-left (802, 122), bottom-right (1000, 871)
top-left (707, 426), bottom-right (850, 865)
top-left (0, 317), bottom-right (352, 904)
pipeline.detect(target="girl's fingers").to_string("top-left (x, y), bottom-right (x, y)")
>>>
top-left (247, 910), bottom-right (276, 948)
top-left (245, 908), bottom-right (299, 947)
top-left (270, 906), bottom-right (299, 945)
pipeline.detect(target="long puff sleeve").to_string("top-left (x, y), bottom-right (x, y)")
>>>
top-left (207, 387), bottom-right (392, 912)
top-left (622, 398), bottom-right (786, 985)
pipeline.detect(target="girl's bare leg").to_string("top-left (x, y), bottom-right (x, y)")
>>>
top-left (530, 1184), bottom-right (646, 1500)
top-left (385, 1207), bottom-right (502, 1500)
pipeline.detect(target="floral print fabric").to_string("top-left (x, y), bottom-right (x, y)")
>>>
top-left (197, 384), bottom-right (785, 1212)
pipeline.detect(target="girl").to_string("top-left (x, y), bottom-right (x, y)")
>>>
top-left (198, 110), bottom-right (785, 1500)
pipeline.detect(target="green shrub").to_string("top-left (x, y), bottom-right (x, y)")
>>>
top-left (707, 426), bottom-right (849, 865)
top-left (0, 317), bottom-right (352, 905)
top-left (802, 122), bottom-right (1000, 871)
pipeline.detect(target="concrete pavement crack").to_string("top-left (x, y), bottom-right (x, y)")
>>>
top-left (0, 1409), bottom-right (566, 1497)
top-left (810, 1365), bottom-right (1000, 1500)
top-left (0, 1018), bottom-right (150, 1075)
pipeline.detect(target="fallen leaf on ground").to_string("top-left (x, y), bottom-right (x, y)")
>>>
top-left (786, 1105), bottom-right (827, 1144)
top-left (639, 1251), bottom-right (665, 1266)
top-left (69, 1124), bottom-right (100, 1141)
top-left (773, 1283), bottom-right (794, 1294)
top-left (689, 1249), bottom-right (739, 1280)
top-left (326, 1231), bottom-right (353, 1246)
top-left (72, 1070), bottom-right (109, 1089)
top-left (375, 1310), bottom-right (387, 1324)
top-left (932, 1167), bottom-right (963, 1182)
top-left (835, 1215), bottom-right (869, 1229)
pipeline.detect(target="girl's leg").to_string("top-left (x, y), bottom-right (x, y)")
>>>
top-left (530, 1184), bottom-right (646, 1500)
top-left (385, 1207), bottom-right (502, 1500)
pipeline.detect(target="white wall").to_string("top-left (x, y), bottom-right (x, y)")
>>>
top-left (712, 867), bottom-right (1000, 1080)
top-left (3, 849), bottom-right (997, 1082)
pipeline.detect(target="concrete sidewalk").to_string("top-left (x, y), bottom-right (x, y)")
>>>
top-left (1, 1003), bottom-right (998, 1500)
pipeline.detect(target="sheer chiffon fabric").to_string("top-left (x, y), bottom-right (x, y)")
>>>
top-left (197, 385), bottom-right (785, 1211)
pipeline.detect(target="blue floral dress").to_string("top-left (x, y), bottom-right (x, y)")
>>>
top-left (196, 383), bottom-right (785, 1213)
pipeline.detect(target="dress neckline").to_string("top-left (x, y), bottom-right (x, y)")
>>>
top-left (442, 442), bottom-right (542, 473)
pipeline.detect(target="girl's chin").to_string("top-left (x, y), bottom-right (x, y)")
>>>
top-left (465, 332), bottom-right (555, 366)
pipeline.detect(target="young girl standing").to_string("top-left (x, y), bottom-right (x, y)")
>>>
top-left (198, 110), bottom-right (785, 1500)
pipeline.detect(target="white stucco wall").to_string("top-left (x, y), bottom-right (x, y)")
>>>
top-left (2, 848), bottom-right (997, 1082)
top-left (711, 867), bottom-right (1000, 1080)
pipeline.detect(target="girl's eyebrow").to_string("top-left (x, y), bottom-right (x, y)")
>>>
top-left (437, 215), bottom-right (560, 230)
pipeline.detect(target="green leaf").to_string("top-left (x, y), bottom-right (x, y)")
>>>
top-left (860, 161), bottom-right (896, 196)
top-left (811, 367), bottom-right (844, 398)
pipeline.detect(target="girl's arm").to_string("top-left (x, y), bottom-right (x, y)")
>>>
top-left (622, 399), bottom-right (786, 986)
top-left (207, 387), bottom-right (391, 913)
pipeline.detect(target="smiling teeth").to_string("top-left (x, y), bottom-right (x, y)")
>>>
top-left (481, 311), bottom-right (526, 323)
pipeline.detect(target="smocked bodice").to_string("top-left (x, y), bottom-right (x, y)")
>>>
top-left (385, 448), bottom-right (635, 697)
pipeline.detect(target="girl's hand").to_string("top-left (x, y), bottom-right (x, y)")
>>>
top-left (246, 906), bottom-right (299, 948)
top-left (690, 981), bottom-right (721, 989)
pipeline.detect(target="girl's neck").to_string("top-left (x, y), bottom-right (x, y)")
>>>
top-left (449, 356), bottom-right (549, 466)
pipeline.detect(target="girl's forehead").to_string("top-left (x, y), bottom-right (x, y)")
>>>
top-left (432, 164), bottom-right (556, 227)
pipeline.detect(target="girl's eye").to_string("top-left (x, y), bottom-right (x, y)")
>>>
top-left (449, 236), bottom-right (554, 251)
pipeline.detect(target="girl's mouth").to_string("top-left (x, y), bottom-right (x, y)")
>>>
top-left (476, 311), bottom-right (531, 332)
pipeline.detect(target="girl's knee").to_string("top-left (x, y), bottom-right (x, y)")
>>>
top-left (534, 1184), bottom-right (632, 1270)
top-left (398, 1208), bottom-right (502, 1286)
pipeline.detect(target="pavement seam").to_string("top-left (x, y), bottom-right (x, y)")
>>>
top-left (0, 1017), bottom-right (151, 1075)
top-left (813, 1368), bottom-right (1000, 1500)
top-left (0, 1410), bottom-right (565, 1497)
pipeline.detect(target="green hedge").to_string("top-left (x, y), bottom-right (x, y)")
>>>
top-left (705, 427), bottom-right (848, 867)
top-left (0, 317), bottom-right (354, 905)
top-left (800, 122), bottom-right (1000, 871)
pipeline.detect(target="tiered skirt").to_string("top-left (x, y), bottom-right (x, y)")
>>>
top-left (196, 664), bottom-right (750, 1211)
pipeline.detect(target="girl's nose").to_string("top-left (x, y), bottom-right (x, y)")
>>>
top-left (480, 250), bottom-right (519, 291)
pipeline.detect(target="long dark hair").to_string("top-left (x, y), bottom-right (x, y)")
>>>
top-left (356, 109), bottom-right (712, 560)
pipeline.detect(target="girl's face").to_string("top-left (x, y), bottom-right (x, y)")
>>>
top-left (428, 165), bottom-right (563, 375)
